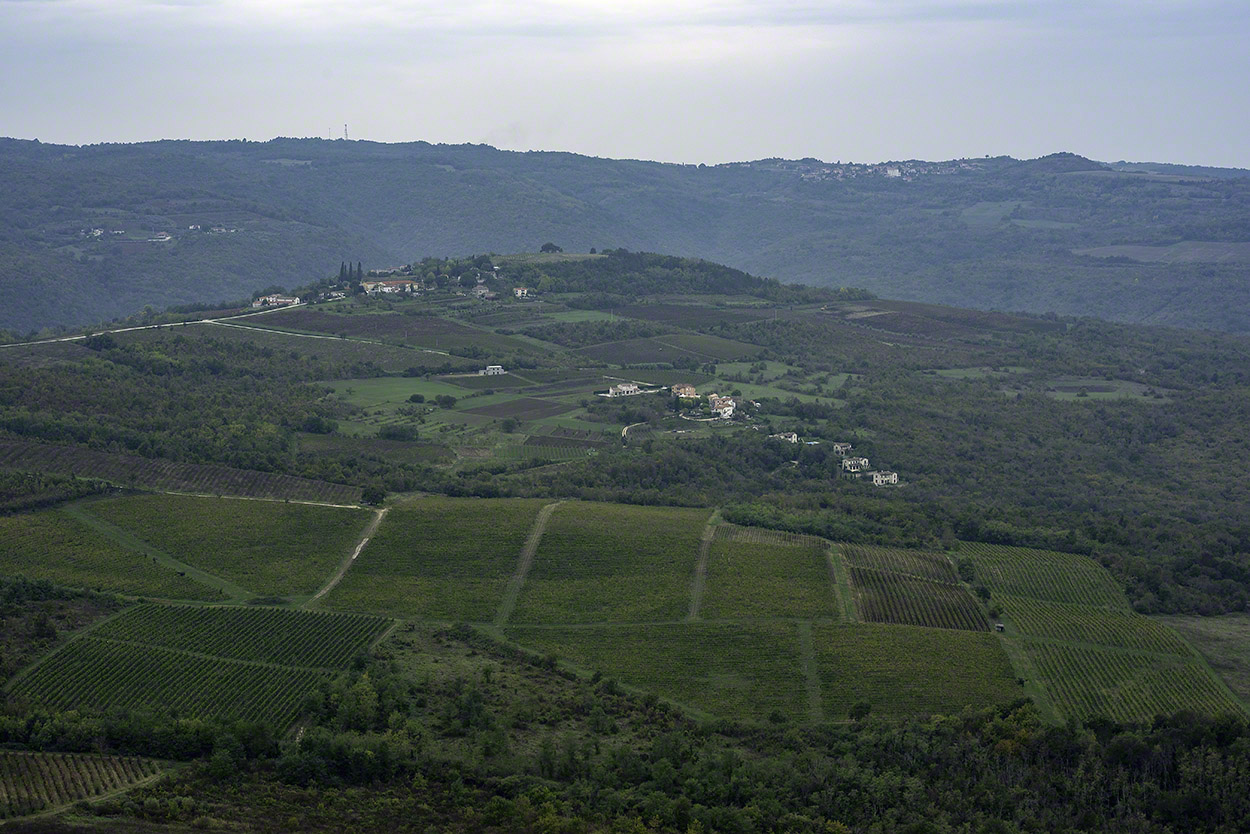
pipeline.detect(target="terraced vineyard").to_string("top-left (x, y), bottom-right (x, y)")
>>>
top-left (0, 509), bottom-right (219, 601)
top-left (84, 494), bottom-right (374, 597)
top-left (961, 542), bottom-right (1128, 609)
top-left (1000, 596), bottom-right (1193, 655)
top-left (511, 503), bottom-right (711, 624)
top-left (849, 566), bottom-right (989, 631)
top-left (1026, 642), bottom-right (1244, 723)
top-left (842, 544), bottom-right (959, 584)
top-left (0, 439), bottom-right (362, 504)
top-left (92, 604), bottom-right (390, 668)
top-left (9, 604), bottom-right (389, 731)
top-left (701, 525), bottom-right (838, 619)
top-left (506, 622), bottom-right (807, 722)
top-left (0, 751), bottom-right (161, 820)
top-left (812, 624), bottom-right (1020, 718)
top-left (324, 497), bottom-right (549, 620)
top-left (10, 639), bottom-right (324, 730)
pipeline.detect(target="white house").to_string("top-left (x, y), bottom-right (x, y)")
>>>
top-left (513, 287), bottom-right (530, 298)
top-left (479, 365), bottom-right (506, 376)
top-left (608, 383), bottom-right (640, 397)
top-left (870, 471), bottom-right (899, 486)
top-left (842, 456), bottom-right (869, 472)
top-left (831, 442), bottom-right (853, 456)
top-left (709, 395), bottom-right (736, 418)
top-left (769, 432), bottom-right (799, 443)
top-left (251, 294), bottom-right (299, 308)
top-left (671, 383), bottom-right (697, 399)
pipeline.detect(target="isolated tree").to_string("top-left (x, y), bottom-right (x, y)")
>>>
top-left (339, 261), bottom-right (348, 282)
top-left (539, 242), bottom-right (563, 253)
top-left (356, 261), bottom-right (363, 282)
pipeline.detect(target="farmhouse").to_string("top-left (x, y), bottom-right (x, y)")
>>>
top-left (250, 293), bottom-right (298, 306)
top-left (479, 365), bottom-right (506, 376)
top-left (832, 442), bottom-right (853, 456)
top-left (362, 279), bottom-right (418, 294)
top-left (709, 395), bottom-right (736, 418)
top-left (869, 470), bottom-right (899, 486)
top-left (671, 383), bottom-right (697, 398)
top-left (471, 285), bottom-right (498, 299)
top-left (842, 456), bottom-right (869, 472)
top-left (608, 383), bottom-right (641, 397)
top-left (513, 287), bottom-right (530, 298)
top-left (770, 432), bottom-right (799, 443)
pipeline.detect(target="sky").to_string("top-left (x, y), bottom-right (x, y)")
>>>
top-left (2, 0), bottom-right (1249, 167)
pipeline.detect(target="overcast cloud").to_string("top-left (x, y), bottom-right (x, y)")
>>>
top-left (2, 0), bottom-right (1247, 166)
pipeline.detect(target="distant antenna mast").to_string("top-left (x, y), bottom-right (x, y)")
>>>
top-left (343, 123), bottom-right (349, 141)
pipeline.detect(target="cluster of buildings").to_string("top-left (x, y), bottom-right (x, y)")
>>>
top-left (767, 435), bottom-right (899, 486)
top-left (251, 294), bottom-right (300, 308)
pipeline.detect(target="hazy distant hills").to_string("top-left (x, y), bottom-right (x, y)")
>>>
top-left (2, 137), bottom-right (1249, 333)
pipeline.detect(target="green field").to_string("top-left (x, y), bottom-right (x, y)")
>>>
top-left (324, 498), bottom-right (549, 620)
top-left (10, 638), bottom-right (324, 731)
top-left (1001, 596), bottom-right (1191, 655)
top-left (505, 622), bottom-right (807, 721)
top-left (700, 526), bottom-right (838, 620)
top-left (326, 376), bottom-right (474, 408)
top-left (82, 494), bottom-right (373, 598)
top-left (1025, 641), bottom-right (1243, 723)
top-left (1156, 613), bottom-right (1250, 703)
top-left (812, 624), bottom-right (1020, 718)
top-left (842, 544), bottom-right (959, 584)
top-left (849, 567), bottom-right (990, 631)
top-left (511, 503), bottom-right (712, 624)
top-left (92, 603), bottom-right (389, 668)
top-left (0, 751), bottom-right (161, 820)
top-left (961, 542), bottom-right (1129, 609)
top-left (0, 509), bottom-right (219, 600)
top-left (654, 333), bottom-right (761, 360)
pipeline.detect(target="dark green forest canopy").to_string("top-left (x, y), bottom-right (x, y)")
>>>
top-left (4, 137), bottom-right (1250, 333)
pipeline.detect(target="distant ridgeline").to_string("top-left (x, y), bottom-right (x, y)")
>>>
top-left (3, 136), bottom-right (1250, 333)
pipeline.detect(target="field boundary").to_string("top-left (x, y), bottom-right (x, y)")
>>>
top-left (797, 621), bottom-right (823, 722)
top-left (79, 635), bottom-right (343, 674)
top-left (1, 605), bottom-right (134, 695)
top-left (686, 514), bottom-right (721, 621)
top-left (64, 503), bottom-right (254, 601)
top-left (826, 545), bottom-right (857, 622)
top-left (0, 752), bottom-right (171, 824)
top-left (494, 500), bottom-right (564, 627)
top-left (305, 507), bottom-right (389, 608)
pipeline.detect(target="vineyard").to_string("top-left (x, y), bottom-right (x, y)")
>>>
top-left (91, 604), bottom-right (390, 668)
top-left (842, 544), bottom-right (959, 584)
top-left (0, 439), bottom-right (361, 504)
top-left (959, 542), bottom-right (1129, 609)
top-left (10, 638), bottom-right (324, 731)
top-left (511, 503), bottom-right (712, 624)
top-left (700, 525), bottom-right (839, 620)
top-left (324, 497), bottom-right (548, 620)
top-left (506, 622), bottom-right (807, 722)
top-left (0, 751), bottom-right (160, 820)
top-left (1000, 596), bottom-right (1193, 655)
top-left (0, 509), bottom-right (220, 601)
top-left (812, 624), bottom-right (1020, 718)
top-left (849, 567), bottom-right (989, 631)
top-left (83, 494), bottom-right (374, 597)
top-left (1026, 641), bottom-right (1246, 723)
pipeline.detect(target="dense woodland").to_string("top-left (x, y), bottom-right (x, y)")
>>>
top-left (4, 137), bottom-right (1250, 333)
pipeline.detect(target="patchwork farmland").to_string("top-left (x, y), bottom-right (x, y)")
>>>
top-left (0, 751), bottom-right (161, 820)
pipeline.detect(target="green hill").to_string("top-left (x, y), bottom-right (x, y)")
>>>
top-left (4, 138), bottom-right (1250, 333)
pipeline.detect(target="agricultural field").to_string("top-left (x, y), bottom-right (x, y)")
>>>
top-left (1001, 596), bottom-right (1192, 655)
top-left (324, 498), bottom-right (549, 621)
top-left (325, 376), bottom-right (474, 408)
top-left (296, 433), bottom-right (455, 466)
top-left (700, 526), bottom-right (838, 620)
top-left (496, 444), bottom-right (594, 461)
top-left (11, 638), bottom-right (323, 731)
top-left (811, 624), bottom-right (1021, 718)
top-left (0, 751), bottom-right (161, 820)
top-left (1040, 376), bottom-right (1170, 402)
top-left (576, 337), bottom-right (704, 365)
top-left (1025, 641), bottom-right (1245, 723)
top-left (0, 509), bottom-right (219, 600)
top-left (614, 304), bottom-right (772, 326)
top-left (1156, 613), bottom-right (1250, 703)
top-left (505, 622), bottom-right (807, 722)
top-left (262, 308), bottom-right (536, 354)
top-left (91, 603), bottom-right (389, 668)
top-left (654, 333), bottom-right (761, 360)
top-left (115, 322), bottom-right (470, 373)
top-left (960, 542), bottom-right (1130, 609)
top-left (461, 397), bottom-right (577, 421)
top-left (82, 494), bottom-right (374, 598)
top-left (842, 544), bottom-right (959, 584)
top-left (849, 567), bottom-right (990, 631)
top-left (511, 503), bottom-right (712, 624)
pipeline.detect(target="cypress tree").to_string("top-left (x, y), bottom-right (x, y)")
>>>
top-left (357, 261), bottom-right (363, 282)
top-left (340, 261), bottom-right (347, 282)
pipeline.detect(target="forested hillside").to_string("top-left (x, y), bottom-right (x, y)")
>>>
top-left (4, 137), bottom-right (1250, 334)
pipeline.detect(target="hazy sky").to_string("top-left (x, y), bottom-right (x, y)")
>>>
top-left (2, 0), bottom-right (1248, 167)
